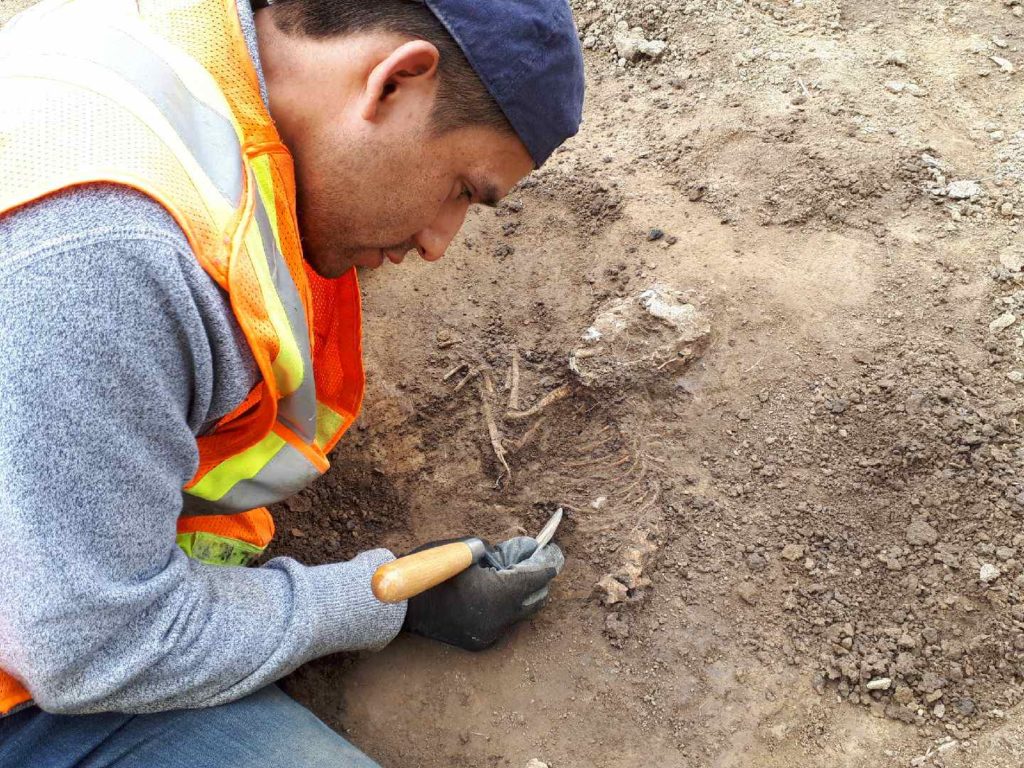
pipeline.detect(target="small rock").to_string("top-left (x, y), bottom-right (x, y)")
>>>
top-left (647, 228), bottom-right (665, 242)
top-left (885, 50), bottom-right (909, 66)
top-left (614, 559), bottom-right (648, 591)
top-left (524, 761), bottom-right (549, 768)
top-left (946, 180), bottom-right (983, 200)
top-left (898, 634), bottom-right (918, 650)
top-left (906, 518), bottom-right (939, 546)
top-left (991, 56), bottom-right (1015, 73)
top-left (1001, 202), bottom-right (1016, 217)
top-left (990, 312), bottom-right (1017, 333)
top-left (955, 698), bottom-right (976, 716)
top-left (613, 23), bottom-right (668, 62)
top-left (884, 80), bottom-right (906, 93)
top-left (289, 527), bottom-right (306, 538)
top-left (866, 677), bottom-right (892, 691)
top-left (596, 574), bottom-right (629, 605)
top-left (979, 563), bottom-right (1001, 583)
top-left (781, 543), bottom-right (805, 562)
top-left (894, 685), bottom-right (914, 705)
top-left (283, 495), bottom-right (313, 514)
top-left (746, 552), bottom-right (768, 572)
top-left (999, 251), bottom-right (1024, 272)
top-left (827, 398), bottom-right (849, 414)
top-left (604, 612), bottom-right (630, 643)
top-left (736, 581), bottom-right (759, 605)
top-left (1008, 370), bottom-right (1024, 384)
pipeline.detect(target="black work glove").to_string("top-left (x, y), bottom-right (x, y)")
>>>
top-left (403, 536), bottom-right (565, 651)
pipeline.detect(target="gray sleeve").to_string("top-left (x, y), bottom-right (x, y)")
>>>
top-left (0, 231), bottom-right (406, 714)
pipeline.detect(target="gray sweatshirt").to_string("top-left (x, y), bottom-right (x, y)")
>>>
top-left (0, 0), bottom-right (406, 715)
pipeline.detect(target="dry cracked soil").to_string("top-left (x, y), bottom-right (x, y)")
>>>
top-left (4, 0), bottom-right (1024, 766)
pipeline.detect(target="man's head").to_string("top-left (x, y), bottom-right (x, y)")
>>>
top-left (254, 0), bottom-right (584, 277)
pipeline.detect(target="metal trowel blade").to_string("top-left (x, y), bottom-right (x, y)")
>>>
top-left (534, 508), bottom-right (563, 551)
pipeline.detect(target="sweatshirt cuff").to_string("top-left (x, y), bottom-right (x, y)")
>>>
top-left (303, 548), bottom-right (407, 656)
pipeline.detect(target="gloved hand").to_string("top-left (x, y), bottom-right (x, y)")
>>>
top-left (403, 536), bottom-right (565, 651)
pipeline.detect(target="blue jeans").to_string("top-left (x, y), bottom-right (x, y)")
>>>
top-left (0, 685), bottom-right (380, 768)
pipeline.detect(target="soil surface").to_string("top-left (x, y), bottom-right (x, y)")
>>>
top-left (6, 0), bottom-right (1023, 766)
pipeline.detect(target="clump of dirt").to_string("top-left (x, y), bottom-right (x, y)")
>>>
top-left (569, 284), bottom-right (711, 388)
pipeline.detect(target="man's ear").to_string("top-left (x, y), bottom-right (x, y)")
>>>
top-left (359, 40), bottom-right (440, 122)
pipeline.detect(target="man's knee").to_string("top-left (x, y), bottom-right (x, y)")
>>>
top-left (0, 686), bottom-right (380, 768)
top-left (169, 686), bottom-right (381, 768)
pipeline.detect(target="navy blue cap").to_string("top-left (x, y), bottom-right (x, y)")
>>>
top-left (422, 0), bottom-right (585, 167)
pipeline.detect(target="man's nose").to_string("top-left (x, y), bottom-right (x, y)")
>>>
top-left (415, 200), bottom-right (470, 262)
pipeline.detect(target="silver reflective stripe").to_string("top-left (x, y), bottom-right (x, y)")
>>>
top-left (57, 26), bottom-right (244, 205)
top-left (251, 183), bottom-right (318, 443)
top-left (181, 441), bottom-right (321, 515)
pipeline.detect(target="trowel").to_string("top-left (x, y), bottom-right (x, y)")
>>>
top-left (372, 508), bottom-right (563, 604)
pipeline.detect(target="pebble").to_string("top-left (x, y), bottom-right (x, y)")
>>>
top-left (885, 50), bottom-right (909, 67)
top-left (524, 761), bottom-right (549, 768)
top-left (604, 612), bottom-right (630, 642)
top-left (990, 56), bottom-right (1014, 73)
top-left (1008, 370), bottom-right (1024, 384)
top-left (736, 581), bottom-right (759, 605)
top-left (866, 677), bottom-right (892, 691)
top-left (781, 543), bottom-right (805, 561)
top-left (596, 574), bottom-right (629, 605)
top-left (989, 312), bottom-right (1017, 333)
top-left (905, 518), bottom-right (939, 546)
top-left (979, 563), bottom-right (1001, 583)
top-left (648, 228), bottom-right (665, 241)
top-left (1001, 202), bottom-right (1015, 217)
top-left (946, 180), bottom-right (983, 200)
top-left (827, 398), bottom-right (849, 414)
top-left (613, 23), bottom-right (668, 62)
top-left (956, 698), bottom-right (976, 716)
top-left (999, 251), bottom-right (1023, 272)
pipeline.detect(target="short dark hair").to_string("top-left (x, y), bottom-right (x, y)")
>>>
top-left (270, 0), bottom-right (513, 136)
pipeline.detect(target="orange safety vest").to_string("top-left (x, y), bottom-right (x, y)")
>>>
top-left (0, 0), bottom-right (365, 714)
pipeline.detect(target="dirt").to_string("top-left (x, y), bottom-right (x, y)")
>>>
top-left (6, 0), bottom-right (1023, 765)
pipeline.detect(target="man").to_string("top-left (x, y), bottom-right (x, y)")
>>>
top-left (0, 0), bottom-right (583, 765)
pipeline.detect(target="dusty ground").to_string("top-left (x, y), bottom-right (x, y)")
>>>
top-left (5, 0), bottom-right (1023, 766)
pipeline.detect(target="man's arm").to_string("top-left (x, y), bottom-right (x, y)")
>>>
top-left (0, 197), bottom-right (405, 714)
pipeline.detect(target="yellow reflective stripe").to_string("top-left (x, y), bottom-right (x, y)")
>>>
top-left (0, 56), bottom-right (237, 223)
top-left (186, 431), bottom-right (286, 502)
top-left (242, 176), bottom-right (304, 399)
top-left (251, 159), bottom-right (280, 236)
top-left (249, 155), bottom-right (318, 441)
top-left (315, 402), bottom-right (347, 451)
top-left (177, 531), bottom-right (264, 567)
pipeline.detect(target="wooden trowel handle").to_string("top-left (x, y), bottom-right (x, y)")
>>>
top-left (372, 539), bottom-right (486, 603)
